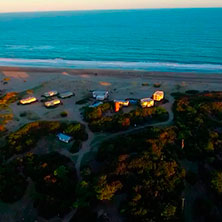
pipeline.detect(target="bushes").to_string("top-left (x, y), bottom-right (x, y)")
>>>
top-left (76, 97), bottom-right (89, 105)
top-left (84, 101), bottom-right (168, 132)
top-left (84, 102), bottom-right (113, 122)
top-left (64, 123), bottom-right (88, 141)
top-left (0, 92), bottom-right (19, 106)
top-left (211, 171), bottom-right (222, 194)
top-left (60, 111), bottom-right (68, 117)
top-left (23, 152), bottom-right (78, 219)
top-left (93, 127), bottom-right (185, 221)
top-left (173, 92), bottom-right (222, 160)
top-left (0, 161), bottom-right (28, 203)
top-left (70, 140), bottom-right (82, 153)
top-left (4, 121), bottom-right (88, 157)
top-left (153, 83), bottom-right (161, 88)
top-left (88, 106), bottom-right (169, 132)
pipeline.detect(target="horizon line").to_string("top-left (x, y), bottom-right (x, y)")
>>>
top-left (0, 6), bottom-right (221, 15)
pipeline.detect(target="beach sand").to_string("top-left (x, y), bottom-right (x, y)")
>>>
top-left (0, 66), bottom-right (222, 132)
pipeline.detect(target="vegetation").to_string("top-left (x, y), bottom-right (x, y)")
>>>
top-left (1, 121), bottom-right (88, 159)
top-left (60, 111), bottom-right (68, 117)
top-left (173, 91), bottom-right (222, 220)
top-left (0, 160), bottom-right (28, 203)
top-left (84, 102), bottom-right (169, 132)
top-left (0, 92), bottom-right (19, 107)
top-left (153, 83), bottom-right (161, 88)
top-left (0, 152), bottom-right (78, 218)
top-left (70, 140), bottom-right (82, 153)
top-left (1, 90), bottom-right (222, 221)
top-left (173, 91), bottom-right (222, 160)
top-left (90, 127), bottom-right (185, 221)
top-left (76, 97), bottom-right (90, 105)
top-left (23, 152), bottom-right (77, 218)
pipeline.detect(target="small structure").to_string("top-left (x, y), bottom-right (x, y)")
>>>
top-left (153, 91), bottom-right (164, 101)
top-left (114, 100), bottom-right (130, 112)
top-left (59, 91), bottom-right (74, 99)
top-left (92, 91), bottom-right (109, 101)
top-left (20, 97), bottom-right (37, 105)
top-left (114, 100), bottom-right (130, 107)
top-left (140, 98), bottom-right (154, 108)
top-left (115, 102), bottom-right (120, 112)
top-left (44, 99), bottom-right (61, 108)
top-left (89, 101), bottom-right (103, 108)
top-left (43, 90), bottom-right (58, 98)
top-left (57, 133), bottom-right (72, 143)
top-left (125, 98), bottom-right (139, 105)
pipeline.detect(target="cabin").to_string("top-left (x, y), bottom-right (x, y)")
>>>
top-left (114, 100), bottom-right (130, 107)
top-left (115, 102), bottom-right (120, 112)
top-left (43, 90), bottom-right (58, 98)
top-left (153, 91), bottom-right (164, 101)
top-left (59, 91), bottom-right (74, 99)
top-left (44, 99), bottom-right (61, 108)
top-left (140, 98), bottom-right (154, 108)
top-left (57, 133), bottom-right (72, 143)
top-left (20, 97), bottom-right (37, 105)
top-left (114, 100), bottom-right (130, 112)
top-left (92, 91), bottom-right (109, 101)
top-left (89, 101), bottom-right (103, 108)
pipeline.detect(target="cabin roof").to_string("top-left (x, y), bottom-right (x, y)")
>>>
top-left (57, 133), bottom-right (72, 143)
top-left (141, 98), bottom-right (154, 102)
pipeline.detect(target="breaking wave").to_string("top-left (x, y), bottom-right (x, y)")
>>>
top-left (0, 58), bottom-right (222, 73)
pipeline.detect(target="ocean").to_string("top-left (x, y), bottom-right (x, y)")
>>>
top-left (0, 8), bottom-right (221, 73)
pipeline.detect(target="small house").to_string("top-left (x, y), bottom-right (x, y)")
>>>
top-left (57, 133), bottom-right (72, 143)
top-left (114, 100), bottom-right (130, 112)
top-left (115, 102), bottom-right (120, 112)
top-left (20, 97), bottom-right (37, 105)
top-left (43, 90), bottom-right (58, 98)
top-left (44, 99), bottom-right (61, 108)
top-left (92, 91), bottom-right (109, 101)
top-left (59, 91), bottom-right (74, 99)
top-left (153, 91), bottom-right (164, 101)
top-left (140, 98), bottom-right (154, 108)
top-left (114, 100), bottom-right (130, 107)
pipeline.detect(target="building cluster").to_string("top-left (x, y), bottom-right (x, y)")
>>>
top-left (19, 90), bottom-right (74, 108)
top-left (90, 90), bottom-right (164, 112)
top-left (19, 89), bottom-right (164, 143)
top-left (140, 91), bottom-right (164, 108)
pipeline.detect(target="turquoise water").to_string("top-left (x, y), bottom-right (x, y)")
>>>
top-left (0, 8), bottom-right (222, 72)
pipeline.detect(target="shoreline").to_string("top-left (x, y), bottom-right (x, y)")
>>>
top-left (1, 66), bottom-right (222, 84)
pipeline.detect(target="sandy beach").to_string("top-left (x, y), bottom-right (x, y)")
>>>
top-left (0, 66), bottom-right (222, 132)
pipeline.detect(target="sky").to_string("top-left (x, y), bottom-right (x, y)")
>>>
top-left (0, 0), bottom-right (221, 13)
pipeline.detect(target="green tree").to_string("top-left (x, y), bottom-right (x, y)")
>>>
top-left (161, 204), bottom-right (177, 220)
top-left (54, 165), bottom-right (68, 179)
top-left (211, 171), bottom-right (222, 194)
top-left (95, 175), bottom-right (122, 200)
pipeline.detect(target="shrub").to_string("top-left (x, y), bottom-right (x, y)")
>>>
top-left (186, 90), bottom-right (199, 95)
top-left (70, 140), bottom-right (82, 153)
top-left (0, 162), bottom-right (28, 203)
top-left (60, 111), bottom-right (68, 117)
top-left (20, 112), bottom-right (27, 117)
top-left (24, 152), bottom-right (78, 219)
top-left (76, 98), bottom-right (89, 105)
top-left (154, 83), bottom-right (161, 88)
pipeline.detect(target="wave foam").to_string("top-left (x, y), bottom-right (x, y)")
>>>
top-left (0, 58), bottom-right (222, 73)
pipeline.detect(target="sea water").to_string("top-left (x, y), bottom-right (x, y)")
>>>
top-left (0, 8), bottom-right (221, 73)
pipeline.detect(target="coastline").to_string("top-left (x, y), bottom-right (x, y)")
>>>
top-left (1, 66), bottom-right (222, 84)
